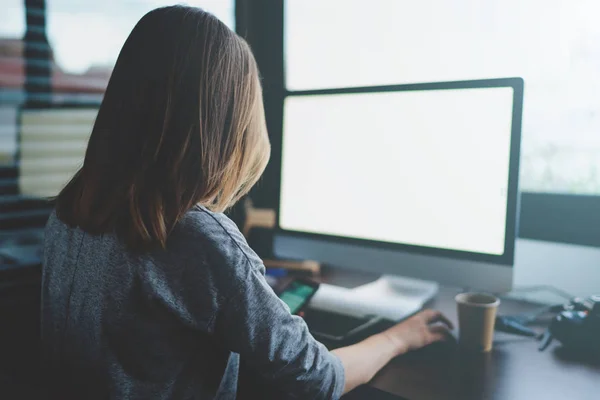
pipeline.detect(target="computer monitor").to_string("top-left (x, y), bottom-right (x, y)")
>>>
top-left (275, 78), bottom-right (523, 300)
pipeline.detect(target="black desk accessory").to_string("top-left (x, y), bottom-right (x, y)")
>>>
top-left (538, 295), bottom-right (600, 355)
top-left (495, 315), bottom-right (539, 337)
top-left (304, 308), bottom-right (385, 345)
top-left (276, 278), bottom-right (386, 345)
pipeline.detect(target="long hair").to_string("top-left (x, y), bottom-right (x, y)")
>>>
top-left (55, 6), bottom-right (270, 251)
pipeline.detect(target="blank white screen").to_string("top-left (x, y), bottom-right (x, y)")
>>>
top-left (280, 87), bottom-right (514, 255)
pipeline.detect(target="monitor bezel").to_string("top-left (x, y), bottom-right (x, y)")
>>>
top-left (276, 77), bottom-right (523, 266)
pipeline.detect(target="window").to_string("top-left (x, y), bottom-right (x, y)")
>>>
top-left (0, 0), bottom-right (25, 38)
top-left (238, 0), bottom-right (600, 247)
top-left (47, 0), bottom-right (234, 74)
top-left (0, 0), bottom-right (26, 163)
top-left (285, 0), bottom-right (600, 195)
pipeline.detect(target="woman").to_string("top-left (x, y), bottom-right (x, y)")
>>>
top-left (42, 5), bottom-right (452, 399)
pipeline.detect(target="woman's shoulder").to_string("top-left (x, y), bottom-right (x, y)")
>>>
top-left (171, 205), bottom-right (264, 273)
top-left (180, 205), bottom-right (241, 238)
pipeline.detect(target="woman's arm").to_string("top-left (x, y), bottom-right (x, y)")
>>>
top-left (332, 309), bottom-right (453, 394)
top-left (216, 266), bottom-right (347, 399)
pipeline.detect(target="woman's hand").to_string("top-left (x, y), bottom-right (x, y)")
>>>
top-left (382, 309), bottom-right (454, 356)
top-left (332, 309), bottom-right (453, 394)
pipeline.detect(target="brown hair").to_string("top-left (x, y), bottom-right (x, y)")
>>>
top-left (55, 5), bottom-right (270, 251)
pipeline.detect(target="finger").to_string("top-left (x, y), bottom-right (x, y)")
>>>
top-left (418, 309), bottom-right (441, 322)
top-left (420, 310), bottom-right (454, 330)
top-left (429, 324), bottom-right (454, 343)
top-left (434, 313), bottom-right (454, 330)
top-left (430, 324), bottom-right (451, 336)
top-left (429, 331), bottom-right (449, 344)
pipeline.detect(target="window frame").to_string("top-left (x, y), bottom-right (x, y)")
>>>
top-left (238, 0), bottom-right (600, 249)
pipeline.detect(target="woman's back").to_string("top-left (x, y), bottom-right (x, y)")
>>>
top-left (43, 205), bottom-right (343, 399)
top-left (42, 206), bottom-right (246, 398)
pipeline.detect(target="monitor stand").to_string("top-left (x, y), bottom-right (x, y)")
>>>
top-left (309, 275), bottom-right (439, 321)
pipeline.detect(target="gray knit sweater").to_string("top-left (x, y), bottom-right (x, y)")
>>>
top-left (41, 205), bottom-right (344, 399)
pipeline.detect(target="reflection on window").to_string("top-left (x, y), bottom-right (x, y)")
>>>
top-left (285, 0), bottom-right (600, 194)
top-left (47, 0), bottom-right (234, 74)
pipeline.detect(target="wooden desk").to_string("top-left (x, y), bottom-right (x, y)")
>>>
top-left (308, 268), bottom-right (600, 400)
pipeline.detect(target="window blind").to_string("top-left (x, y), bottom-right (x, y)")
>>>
top-left (1, 1), bottom-right (101, 270)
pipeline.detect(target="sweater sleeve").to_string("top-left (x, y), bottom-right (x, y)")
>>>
top-left (176, 207), bottom-right (345, 399)
top-left (215, 262), bottom-right (345, 400)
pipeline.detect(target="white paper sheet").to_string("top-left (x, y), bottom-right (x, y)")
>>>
top-left (308, 281), bottom-right (426, 321)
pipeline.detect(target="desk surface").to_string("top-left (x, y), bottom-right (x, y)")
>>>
top-left (308, 268), bottom-right (600, 400)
